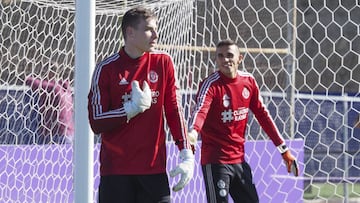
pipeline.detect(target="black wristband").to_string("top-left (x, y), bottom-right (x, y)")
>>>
top-left (277, 143), bottom-right (288, 154)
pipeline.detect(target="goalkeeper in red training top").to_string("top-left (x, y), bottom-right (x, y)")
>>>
top-left (188, 39), bottom-right (299, 203)
top-left (87, 6), bottom-right (194, 203)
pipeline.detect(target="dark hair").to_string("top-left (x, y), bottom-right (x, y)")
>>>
top-left (121, 6), bottom-right (157, 39)
top-left (216, 39), bottom-right (237, 48)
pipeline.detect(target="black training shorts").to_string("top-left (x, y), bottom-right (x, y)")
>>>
top-left (202, 162), bottom-right (259, 203)
top-left (98, 173), bottom-right (171, 203)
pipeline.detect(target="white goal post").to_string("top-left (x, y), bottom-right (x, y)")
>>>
top-left (74, 1), bottom-right (94, 203)
top-left (0, 0), bottom-right (359, 203)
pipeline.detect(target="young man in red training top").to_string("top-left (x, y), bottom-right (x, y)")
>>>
top-left (188, 39), bottom-right (299, 203)
top-left (87, 6), bottom-right (194, 203)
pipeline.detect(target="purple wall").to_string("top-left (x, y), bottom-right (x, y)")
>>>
top-left (0, 139), bottom-right (303, 203)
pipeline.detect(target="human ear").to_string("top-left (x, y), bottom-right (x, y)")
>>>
top-left (126, 26), bottom-right (135, 39)
top-left (238, 54), bottom-right (244, 64)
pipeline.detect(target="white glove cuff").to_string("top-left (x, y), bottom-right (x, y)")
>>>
top-left (188, 129), bottom-right (198, 145)
top-left (124, 101), bottom-right (140, 121)
top-left (277, 143), bottom-right (289, 154)
top-left (180, 149), bottom-right (194, 161)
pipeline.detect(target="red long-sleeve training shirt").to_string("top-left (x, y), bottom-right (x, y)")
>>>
top-left (88, 48), bottom-right (189, 175)
top-left (190, 70), bottom-right (285, 165)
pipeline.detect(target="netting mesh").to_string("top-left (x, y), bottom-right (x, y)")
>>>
top-left (0, 0), bottom-right (359, 202)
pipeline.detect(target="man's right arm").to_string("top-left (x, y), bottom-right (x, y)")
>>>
top-left (188, 79), bottom-right (214, 145)
top-left (88, 69), bottom-right (152, 134)
top-left (87, 68), bottom-right (128, 134)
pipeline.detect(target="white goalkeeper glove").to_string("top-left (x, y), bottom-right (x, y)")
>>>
top-left (188, 129), bottom-right (198, 145)
top-left (124, 80), bottom-right (152, 121)
top-left (169, 149), bottom-right (195, 192)
top-left (277, 143), bottom-right (299, 176)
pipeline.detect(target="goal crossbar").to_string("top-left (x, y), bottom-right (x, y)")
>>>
top-left (156, 44), bottom-right (290, 54)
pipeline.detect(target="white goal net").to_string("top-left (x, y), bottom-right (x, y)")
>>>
top-left (0, 0), bottom-right (359, 202)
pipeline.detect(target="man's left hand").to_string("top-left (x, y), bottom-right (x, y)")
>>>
top-left (282, 150), bottom-right (299, 176)
top-left (169, 149), bottom-right (195, 192)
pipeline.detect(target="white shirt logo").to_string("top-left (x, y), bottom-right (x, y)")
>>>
top-left (118, 73), bottom-right (129, 85)
top-left (221, 107), bottom-right (249, 123)
top-left (148, 70), bottom-right (158, 83)
top-left (242, 87), bottom-right (250, 99)
top-left (222, 94), bottom-right (230, 108)
top-left (119, 77), bottom-right (128, 85)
